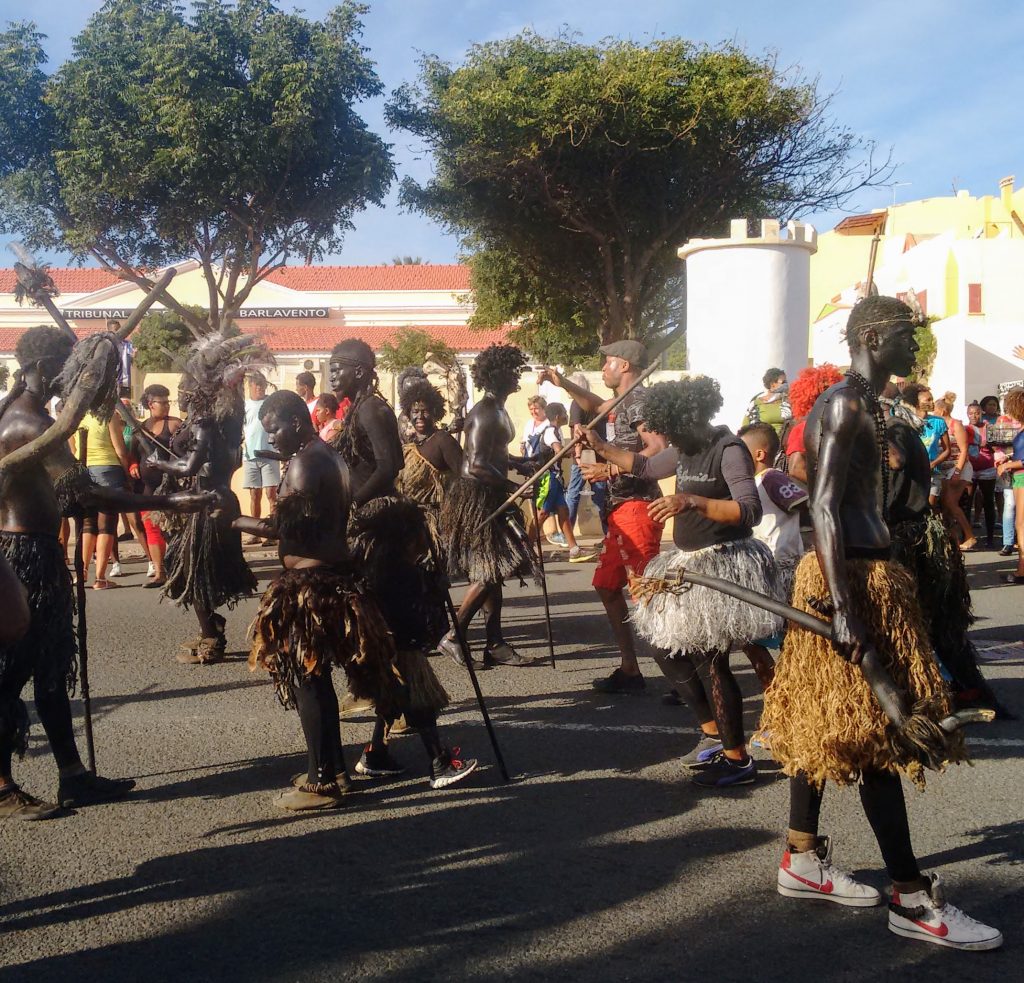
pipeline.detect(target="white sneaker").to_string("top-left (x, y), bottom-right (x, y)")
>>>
top-left (777, 836), bottom-right (882, 907)
top-left (110, 561), bottom-right (123, 578)
top-left (147, 561), bottom-right (156, 579)
top-left (889, 874), bottom-right (1002, 950)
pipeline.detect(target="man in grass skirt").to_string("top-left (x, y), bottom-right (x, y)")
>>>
top-left (238, 390), bottom-right (404, 810)
top-left (435, 344), bottom-right (541, 669)
top-left (758, 296), bottom-right (1001, 950)
top-left (328, 341), bottom-right (476, 789)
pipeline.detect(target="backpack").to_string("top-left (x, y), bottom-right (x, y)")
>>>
top-left (525, 424), bottom-right (556, 466)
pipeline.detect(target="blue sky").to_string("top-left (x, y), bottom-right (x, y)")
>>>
top-left (2, 0), bottom-right (1022, 266)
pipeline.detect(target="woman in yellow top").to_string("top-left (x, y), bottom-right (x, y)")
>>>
top-left (78, 411), bottom-right (135, 589)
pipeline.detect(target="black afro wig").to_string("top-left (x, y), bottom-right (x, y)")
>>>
top-left (471, 344), bottom-right (528, 395)
top-left (15, 325), bottom-right (75, 370)
top-left (399, 378), bottom-right (446, 419)
top-left (641, 376), bottom-right (723, 444)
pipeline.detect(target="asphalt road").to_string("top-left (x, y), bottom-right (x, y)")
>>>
top-left (2, 541), bottom-right (1023, 982)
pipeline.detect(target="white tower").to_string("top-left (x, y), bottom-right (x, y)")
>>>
top-left (678, 219), bottom-right (817, 428)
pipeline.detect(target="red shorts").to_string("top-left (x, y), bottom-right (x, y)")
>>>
top-left (142, 513), bottom-right (166, 549)
top-left (592, 499), bottom-right (663, 592)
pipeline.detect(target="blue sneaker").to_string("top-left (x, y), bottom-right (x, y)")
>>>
top-left (680, 734), bottom-right (724, 769)
top-left (691, 752), bottom-right (756, 788)
top-left (546, 532), bottom-right (568, 547)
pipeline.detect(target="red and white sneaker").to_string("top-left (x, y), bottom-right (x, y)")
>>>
top-left (777, 836), bottom-right (882, 907)
top-left (889, 874), bottom-right (1003, 951)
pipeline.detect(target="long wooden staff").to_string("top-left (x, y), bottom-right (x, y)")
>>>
top-left (474, 324), bottom-right (685, 535)
top-left (426, 540), bottom-right (510, 783)
top-left (29, 269), bottom-right (176, 345)
top-left (629, 567), bottom-right (989, 768)
top-left (72, 428), bottom-right (96, 775)
top-left (527, 496), bottom-right (557, 669)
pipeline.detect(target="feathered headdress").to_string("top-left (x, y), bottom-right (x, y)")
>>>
top-left (179, 331), bottom-right (275, 421)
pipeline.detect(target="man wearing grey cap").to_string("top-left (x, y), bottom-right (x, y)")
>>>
top-left (539, 340), bottom-right (666, 693)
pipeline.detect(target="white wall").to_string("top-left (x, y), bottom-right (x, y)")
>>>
top-left (684, 230), bottom-right (815, 428)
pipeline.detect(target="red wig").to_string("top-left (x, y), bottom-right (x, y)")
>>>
top-left (789, 363), bottom-right (844, 418)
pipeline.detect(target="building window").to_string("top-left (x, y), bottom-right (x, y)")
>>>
top-left (968, 283), bottom-right (983, 314)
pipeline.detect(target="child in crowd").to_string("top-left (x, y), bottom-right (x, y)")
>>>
top-left (533, 403), bottom-right (595, 563)
top-left (739, 423), bottom-right (808, 689)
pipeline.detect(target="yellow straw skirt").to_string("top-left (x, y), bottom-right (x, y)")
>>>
top-left (758, 552), bottom-right (964, 789)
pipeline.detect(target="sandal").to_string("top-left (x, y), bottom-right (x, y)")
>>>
top-left (91, 579), bottom-right (121, 590)
top-left (274, 783), bottom-right (346, 811)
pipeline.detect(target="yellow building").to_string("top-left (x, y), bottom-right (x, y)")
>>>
top-left (810, 176), bottom-right (1024, 407)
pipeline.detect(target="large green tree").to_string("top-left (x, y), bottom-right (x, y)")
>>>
top-left (388, 33), bottom-right (890, 358)
top-left (0, 0), bottom-right (393, 335)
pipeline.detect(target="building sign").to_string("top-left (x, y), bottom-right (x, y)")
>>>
top-left (62, 309), bottom-right (135, 320)
top-left (236, 308), bottom-right (330, 319)
top-left (62, 306), bottom-right (332, 320)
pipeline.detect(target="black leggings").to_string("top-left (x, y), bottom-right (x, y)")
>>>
top-left (293, 670), bottom-right (342, 786)
top-left (788, 772), bottom-right (920, 883)
top-left (672, 649), bottom-right (745, 750)
top-left (974, 478), bottom-right (996, 541)
top-left (0, 682), bottom-right (79, 779)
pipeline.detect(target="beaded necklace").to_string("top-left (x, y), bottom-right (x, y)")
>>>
top-left (844, 369), bottom-right (889, 518)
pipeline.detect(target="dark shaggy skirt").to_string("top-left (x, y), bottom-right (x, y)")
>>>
top-left (758, 552), bottom-right (964, 789)
top-left (163, 492), bottom-right (256, 611)
top-left (249, 566), bottom-right (404, 719)
top-left (439, 477), bottom-right (541, 586)
top-left (349, 495), bottom-right (449, 650)
top-left (0, 532), bottom-right (76, 757)
top-left (890, 512), bottom-right (992, 697)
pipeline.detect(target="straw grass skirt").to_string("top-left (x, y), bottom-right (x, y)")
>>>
top-left (758, 552), bottom-right (964, 788)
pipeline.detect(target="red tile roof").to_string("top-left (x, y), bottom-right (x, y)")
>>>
top-left (251, 323), bottom-right (509, 353)
top-left (0, 323), bottom-right (511, 355)
top-left (0, 263), bottom-right (472, 295)
top-left (0, 267), bottom-right (120, 294)
top-left (834, 212), bottom-right (887, 236)
top-left (265, 264), bottom-right (471, 291)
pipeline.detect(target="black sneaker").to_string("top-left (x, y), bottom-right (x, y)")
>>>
top-left (592, 668), bottom-right (645, 694)
top-left (58, 772), bottom-right (136, 809)
top-left (429, 747), bottom-right (478, 789)
top-left (680, 734), bottom-right (725, 768)
top-left (661, 688), bottom-right (683, 706)
top-left (999, 545), bottom-right (1016, 557)
top-left (691, 752), bottom-right (757, 788)
top-left (355, 745), bottom-right (406, 777)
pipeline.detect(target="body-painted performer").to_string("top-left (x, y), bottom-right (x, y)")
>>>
top-left (883, 391), bottom-right (1006, 716)
top-left (396, 367), bottom-right (429, 445)
top-left (758, 296), bottom-right (1001, 950)
top-left (0, 327), bottom-right (213, 819)
top-left (147, 333), bottom-right (270, 665)
top-left (588, 378), bottom-right (780, 788)
top-left (395, 378), bottom-right (463, 514)
top-left (240, 391), bottom-right (402, 809)
top-left (436, 344), bottom-right (541, 668)
top-left (329, 341), bottom-right (477, 786)
top-left (540, 341), bottom-right (667, 693)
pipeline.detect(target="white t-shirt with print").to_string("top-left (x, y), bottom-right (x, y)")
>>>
top-left (752, 468), bottom-right (807, 567)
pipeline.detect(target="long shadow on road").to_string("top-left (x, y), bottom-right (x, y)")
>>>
top-left (0, 774), bottom-right (776, 982)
